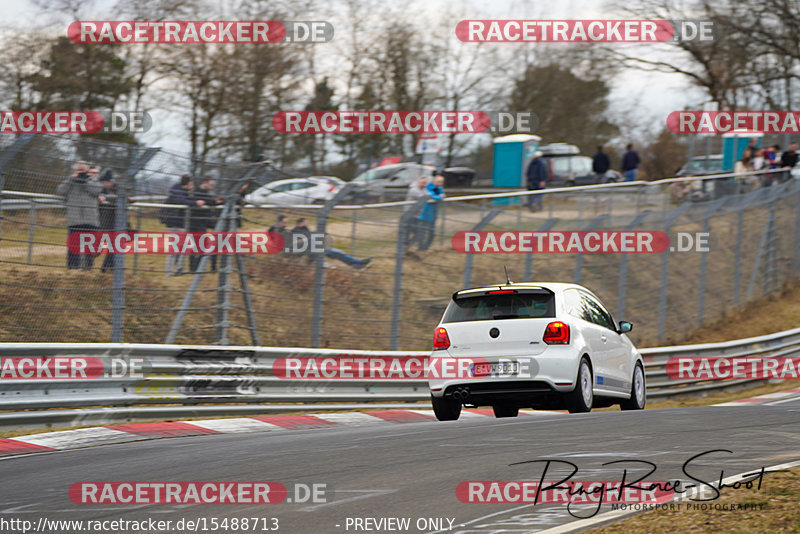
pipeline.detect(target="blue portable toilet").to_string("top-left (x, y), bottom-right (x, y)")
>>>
top-left (722, 130), bottom-right (763, 171)
top-left (493, 134), bottom-right (542, 187)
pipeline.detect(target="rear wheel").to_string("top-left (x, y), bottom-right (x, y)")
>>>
top-left (565, 358), bottom-right (593, 413)
top-left (492, 405), bottom-right (519, 418)
top-left (620, 362), bottom-right (646, 410)
top-left (431, 394), bottom-right (461, 421)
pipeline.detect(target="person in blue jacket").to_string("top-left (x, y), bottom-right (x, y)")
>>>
top-left (417, 175), bottom-right (445, 251)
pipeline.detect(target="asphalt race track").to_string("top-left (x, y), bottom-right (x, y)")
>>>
top-left (2, 396), bottom-right (800, 534)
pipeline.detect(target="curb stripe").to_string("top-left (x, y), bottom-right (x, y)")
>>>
top-left (108, 422), bottom-right (220, 438)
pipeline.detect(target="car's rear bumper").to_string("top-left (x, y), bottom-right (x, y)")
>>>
top-left (428, 347), bottom-right (582, 402)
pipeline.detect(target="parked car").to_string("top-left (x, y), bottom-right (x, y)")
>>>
top-left (244, 177), bottom-right (342, 205)
top-left (349, 163), bottom-right (435, 201)
top-left (428, 281), bottom-right (645, 420)
top-left (540, 143), bottom-right (622, 187)
top-left (676, 154), bottom-right (724, 177)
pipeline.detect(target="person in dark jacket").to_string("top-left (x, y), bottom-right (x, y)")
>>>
top-left (57, 161), bottom-right (102, 270)
top-left (189, 177), bottom-right (221, 272)
top-left (592, 145), bottom-right (611, 183)
top-left (780, 142), bottom-right (798, 183)
top-left (526, 151), bottom-right (548, 212)
top-left (621, 143), bottom-right (640, 182)
top-left (97, 169), bottom-right (132, 273)
top-left (163, 174), bottom-right (205, 276)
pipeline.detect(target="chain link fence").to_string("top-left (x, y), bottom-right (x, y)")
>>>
top-left (1, 134), bottom-right (798, 350)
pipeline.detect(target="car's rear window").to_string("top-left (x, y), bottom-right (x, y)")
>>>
top-left (442, 292), bottom-right (555, 323)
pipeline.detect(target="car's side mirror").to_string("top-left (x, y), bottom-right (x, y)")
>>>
top-left (618, 321), bottom-right (633, 333)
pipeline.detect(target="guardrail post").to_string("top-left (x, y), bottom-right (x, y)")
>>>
top-left (27, 200), bottom-right (36, 264)
top-left (573, 216), bottom-right (607, 284)
top-left (389, 195), bottom-right (429, 350)
top-left (524, 218), bottom-right (558, 282)
top-left (463, 209), bottom-right (502, 288)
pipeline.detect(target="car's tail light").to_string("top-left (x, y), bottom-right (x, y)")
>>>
top-left (543, 321), bottom-right (570, 344)
top-left (329, 185), bottom-right (336, 192)
top-left (433, 327), bottom-right (450, 350)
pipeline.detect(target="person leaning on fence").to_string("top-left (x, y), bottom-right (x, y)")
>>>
top-left (189, 177), bottom-right (222, 273)
top-left (780, 142), bottom-right (798, 183)
top-left (57, 161), bottom-right (103, 270)
top-left (161, 174), bottom-right (205, 276)
top-left (417, 175), bottom-right (445, 251)
top-left (289, 217), bottom-right (313, 262)
top-left (404, 175), bottom-right (429, 249)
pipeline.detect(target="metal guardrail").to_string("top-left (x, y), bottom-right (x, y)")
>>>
top-left (1, 327), bottom-right (799, 428)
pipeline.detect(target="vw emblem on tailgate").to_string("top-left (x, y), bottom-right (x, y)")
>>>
top-left (489, 327), bottom-right (500, 338)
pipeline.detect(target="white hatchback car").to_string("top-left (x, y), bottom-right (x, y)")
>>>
top-left (245, 177), bottom-right (343, 205)
top-left (428, 282), bottom-right (645, 420)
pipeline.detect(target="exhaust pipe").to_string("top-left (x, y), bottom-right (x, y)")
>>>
top-left (451, 387), bottom-right (470, 401)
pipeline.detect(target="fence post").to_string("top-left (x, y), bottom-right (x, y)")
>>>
top-left (132, 207), bottom-right (142, 275)
top-left (524, 218), bottom-right (558, 282)
top-left (657, 202), bottom-right (691, 342)
top-left (573, 216), bottom-right (607, 284)
top-left (110, 147), bottom-right (159, 343)
top-left (0, 134), bottom-right (35, 245)
top-left (616, 210), bottom-right (651, 320)
top-left (438, 201), bottom-right (446, 247)
top-left (167, 162), bottom-right (265, 345)
top-left (389, 195), bottom-right (428, 350)
top-left (350, 208), bottom-right (357, 255)
top-left (27, 200), bottom-right (36, 264)
top-left (463, 209), bottom-right (502, 288)
top-left (310, 183), bottom-right (354, 348)
top-left (696, 197), bottom-right (727, 326)
top-left (793, 186), bottom-right (800, 276)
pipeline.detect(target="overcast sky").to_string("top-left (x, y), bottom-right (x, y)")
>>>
top-left (7, 0), bottom-right (707, 156)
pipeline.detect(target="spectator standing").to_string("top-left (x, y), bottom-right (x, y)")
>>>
top-left (621, 143), bottom-right (640, 182)
top-left (526, 151), bottom-right (548, 212)
top-left (780, 142), bottom-right (798, 183)
top-left (404, 176), bottom-right (428, 248)
top-left (162, 174), bottom-right (204, 276)
top-left (268, 214), bottom-right (291, 253)
top-left (418, 175), bottom-right (445, 250)
top-left (290, 217), bottom-right (313, 260)
top-left (592, 145), bottom-right (610, 183)
top-left (735, 149), bottom-right (755, 193)
top-left (189, 177), bottom-right (221, 272)
top-left (57, 161), bottom-right (102, 270)
top-left (97, 169), bottom-right (131, 273)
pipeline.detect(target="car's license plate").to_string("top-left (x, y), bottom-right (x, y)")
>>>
top-left (473, 361), bottom-right (519, 376)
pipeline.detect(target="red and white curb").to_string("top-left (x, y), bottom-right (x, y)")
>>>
top-left (713, 387), bottom-right (800, 407)
top-left (0, 409), bottom-right (561, 458)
